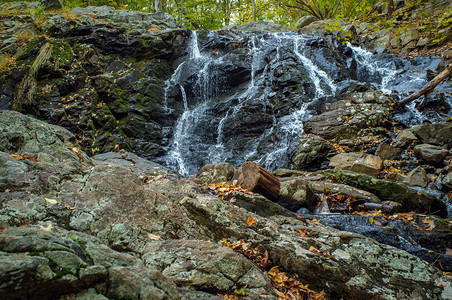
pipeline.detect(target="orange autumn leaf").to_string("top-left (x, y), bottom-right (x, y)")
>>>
top-left (298, 229), bottom-right (310, 237)
top-left (268, 266), bottom-right (279, 276)
top-left (247, 217), bottom-right (256, 226)
top-left (309, 246), bottom-right (332, 259)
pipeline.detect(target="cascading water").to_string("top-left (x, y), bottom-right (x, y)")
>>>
top-left (163, 30), bottom-right (452, 177)
top-left (348, 43), bottom-right (452, 125)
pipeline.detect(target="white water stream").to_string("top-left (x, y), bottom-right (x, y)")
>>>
top-left (164, 31), bottom-right (449, 177)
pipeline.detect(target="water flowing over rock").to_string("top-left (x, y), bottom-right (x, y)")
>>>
top-left (2, 8), bottom-right (451, 174)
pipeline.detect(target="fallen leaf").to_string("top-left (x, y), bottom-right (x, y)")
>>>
top-left (446, 248), bottom-right (452, 257)
top-left (247, 217), bottom-right (256, 226)
top-left (309, 246), bottom-right (332, 258)
top-left (268, 266), bottom-right (279, 276)
top-left (368, 216), bottom-right (374, 224)
top-left (298, 229), bottom-right (310, 237)
top-left (147, 233), bottom-right (162, 240)
top-left (39, 224), bottom-right (53, 231)
top-left (45, 198), bottom-right (58, 205)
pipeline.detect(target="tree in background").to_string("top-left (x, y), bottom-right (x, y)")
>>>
top-left (58, 0), bottom-right (387, 29)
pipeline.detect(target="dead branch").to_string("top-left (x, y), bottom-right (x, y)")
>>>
top-left (395, 62), bottom-right (452, 108)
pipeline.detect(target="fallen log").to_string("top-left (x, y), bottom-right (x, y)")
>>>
top-left (232, 161), bottom-right (280, 201)
top-left (395, 62), bottom-right (452, 108)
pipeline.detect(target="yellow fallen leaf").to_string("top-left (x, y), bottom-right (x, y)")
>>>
top-left (39, 224), bottom-right (53, 231)
top-left (247, 217), bottom-right (256, 226)
top-left (147, 233), bottom-right (162, 240)
top-left (369, 216), bottom-right (374, 224)
top-left (45, 198), bottom-right (58, 205)
top-left (268, 266), bottom-right (279, 276)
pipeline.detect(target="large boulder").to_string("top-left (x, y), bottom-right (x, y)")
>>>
top-left (303, 92), bottom-right (392, 140)
top-left (375, 142), bottom-right (403, 160)
top-left (324, 170), bottom-right (448, 217)
top-left (0, 226), bottom-right (180, 300)
top-left (393, 129), bottom-right (419, 148)
top-left (289, 135), bottom-right (336, 171)
top-left (414, 144), bottom-right (449, 164)
top-left (404, 166), bottom-right (428, 188)
top-left (329, 153), bottom-right (383, 177)
top-left (296, 16), bottom-right (317, 28)
top-left (196, 163), bottom-right (236, 184)
top-left (411, 122), bottom-right (452, 147)
top-left (278, 179), bottom-right (317, 211)
top-left (142, 240), bottom-right (276, 299)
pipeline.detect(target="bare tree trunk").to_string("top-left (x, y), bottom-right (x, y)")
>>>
top-left (387, 0), bottom-right (394, 16)
top-left (251, 0), bottom-right (256, 22)
top-left (153, 0), bottom-right (159, 12)
top-left (225, 0), bottom-right (231, 25)
top-left (395, 63), bottom-right (452, 108)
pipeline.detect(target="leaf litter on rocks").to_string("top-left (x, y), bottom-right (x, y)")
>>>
top-left (220, 239), bottom-right (325, 300)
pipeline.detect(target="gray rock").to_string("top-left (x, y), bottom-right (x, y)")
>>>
top-left (290, 135), bottom-right (336, 171)
top-left (296, 15), bottom-right (317, 28)
top-left (92, 151), bottom-right (175, 177)
top-left (404, 166), bottom-right (428, 188)
top-left (42, 14), bottom-right (67, 31)
top-left (0, 226), bottom-right (180, 300)
top-left (400, 28), bottom-right (420, 47)
top-left (303, 179), bottom-right (381, 203)
top-left (278, 179), bottom-right (317, 211)
top-left (1, 112), bottom-right (451, 299)
top-left (296, 19), bottom-right (344, 35)
top-left (142, 240), bottom-right (276, 299)
top-left (414, 144), bottom-right (449, 164)
top-left (196, 162), bottom-right (236, 183)
top-left (329, 153), bottom-right (383, 177)
top-left (411, 122), bottom-right (452, 147)
top-left (393, 129), bottom-right (418, 148)
top-left (325, 170), bottom-right (447, 216)
top-left (70, 6), bottom-right (178, 30)
top-left (376, 142), bottom-right (402, 160)
top-left (304, 92), bottom-right (391, 139)
top-left (442, 172), bottom-right (452, 190)
top-left (226, 190), bottom-right (294, 218)
top-left (370, 32), bottom-right (391, 53)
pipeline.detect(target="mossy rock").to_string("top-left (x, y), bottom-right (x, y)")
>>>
top-left (49, 40), bottom-right (73, 70)
top-left (16, 36), bottom-right (47, 63)
top-left (324, 170), bottom-right (447, 217)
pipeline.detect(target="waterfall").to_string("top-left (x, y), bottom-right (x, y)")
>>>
top-left (162, 31), bottom-right (451, 176)
top-left (347, 42), bottom-right (449, 125)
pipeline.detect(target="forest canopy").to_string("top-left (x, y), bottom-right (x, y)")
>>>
top-left (56, 0), bottom-right (386, 30)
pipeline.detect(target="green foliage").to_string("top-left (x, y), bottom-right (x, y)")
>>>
top-left (279, 0), bottom-right (379, 22)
